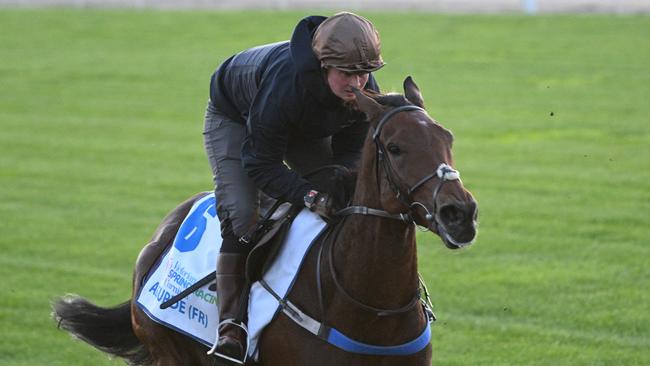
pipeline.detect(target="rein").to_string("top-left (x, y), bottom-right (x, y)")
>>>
top-left (325, 104), bottom-right (459, 320)
top-left (318, 217), bottom-right (424, 317)
top-left (315, 103), bottom-right (457, 329)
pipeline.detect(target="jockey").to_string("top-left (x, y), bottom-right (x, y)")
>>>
top-left (203, 12), bottom-right (384, 365)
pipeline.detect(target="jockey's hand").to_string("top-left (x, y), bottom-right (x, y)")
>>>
top-left (304, 190), bottom-right (336, 219)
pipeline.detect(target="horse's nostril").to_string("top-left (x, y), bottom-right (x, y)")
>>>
top-left (438, 204), bottom-right (465, 226)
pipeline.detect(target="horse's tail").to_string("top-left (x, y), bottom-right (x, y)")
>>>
top-left (53, 295), bottom-right (152, 366)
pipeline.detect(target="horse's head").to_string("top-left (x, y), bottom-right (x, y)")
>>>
top-left (353, 77), bottom-right (478, 249)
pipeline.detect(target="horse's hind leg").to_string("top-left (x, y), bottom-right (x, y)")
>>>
top-left (132, 305), bottom-right (212, 366)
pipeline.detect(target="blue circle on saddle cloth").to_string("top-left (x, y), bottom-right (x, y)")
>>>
top-left (174, 195), bottom-right (217, 253)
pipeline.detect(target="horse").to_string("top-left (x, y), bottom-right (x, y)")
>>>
top-left (53, 76), bottom-right (478, 366)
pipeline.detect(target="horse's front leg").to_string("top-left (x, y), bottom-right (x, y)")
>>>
top-left (258, 313), bottom-right (326, 366)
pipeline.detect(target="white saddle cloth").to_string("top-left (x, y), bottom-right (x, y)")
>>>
top-left (135, 193), bottom-right (327, 359)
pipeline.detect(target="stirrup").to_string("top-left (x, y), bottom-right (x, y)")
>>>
top-left (207, 319), bottom-right (249, 365)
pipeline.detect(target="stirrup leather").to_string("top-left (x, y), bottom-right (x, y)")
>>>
top-left (207, 319), bottom-right (249, 365)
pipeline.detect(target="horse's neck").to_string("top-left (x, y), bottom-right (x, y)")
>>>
top-left (335, 216), bottom-right (419, 310)
top-left (332, 165), bottom-right (420, 312)
top-left (318, 143), bottom-right (424, 338)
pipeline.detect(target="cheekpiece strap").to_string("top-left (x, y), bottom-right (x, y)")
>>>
top-left (335, 206), bottom-right (411, 223)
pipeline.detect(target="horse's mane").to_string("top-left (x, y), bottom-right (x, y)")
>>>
top-left (375, 93), bottom-right (411, 107)
top-left (363, 90), bottom-right (412, 108)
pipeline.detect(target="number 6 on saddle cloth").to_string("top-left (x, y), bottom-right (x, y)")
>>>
top-left (159, 200), bottom-right (300, 310)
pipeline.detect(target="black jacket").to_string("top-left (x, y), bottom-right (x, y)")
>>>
top-left (209, 16), bottom-right (380, 205)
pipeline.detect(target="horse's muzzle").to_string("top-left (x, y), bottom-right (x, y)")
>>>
top-left (435, 200), bottom-right (478, 249)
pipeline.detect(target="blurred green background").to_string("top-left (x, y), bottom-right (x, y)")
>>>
top-left (0, 9), bottom-right (648, 365)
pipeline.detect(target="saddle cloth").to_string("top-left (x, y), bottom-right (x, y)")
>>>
top-left (135, 192), bottom-right (327, 359)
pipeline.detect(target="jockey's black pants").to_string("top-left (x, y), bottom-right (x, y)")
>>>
top-left (203, 101), bottom-right (334, 254)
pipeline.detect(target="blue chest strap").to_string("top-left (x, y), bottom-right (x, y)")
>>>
top-left (327, 320), bottom-right (431, 356)
top-left (262, 281), bottom-right (434, 357)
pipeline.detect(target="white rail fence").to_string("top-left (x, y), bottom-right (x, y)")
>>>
top-left (1, 0), bottom-right (649, 13)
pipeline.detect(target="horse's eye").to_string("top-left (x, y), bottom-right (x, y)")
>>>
top-left (387, 143), bottom-right (401, 155)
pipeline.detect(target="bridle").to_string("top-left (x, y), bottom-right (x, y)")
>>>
top-left (264, 104), bottom-right (462, 352)
top-left (336, 104), bottom-right (461, 231)
top-left (322, 104), bottom-right (460, 318)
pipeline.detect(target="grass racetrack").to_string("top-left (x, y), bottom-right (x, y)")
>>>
top-left (1, 9), bottom-right (648, 365)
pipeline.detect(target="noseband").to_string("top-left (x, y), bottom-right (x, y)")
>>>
top-left (337, 105), bottom-right (461, 230)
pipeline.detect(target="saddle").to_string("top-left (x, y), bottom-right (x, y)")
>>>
top-left (156, 199), bottom-right (302, 311)
top-left (243, 164), bottom-right (355, 282)
top-left (244, 202), bottom-right (303, 283)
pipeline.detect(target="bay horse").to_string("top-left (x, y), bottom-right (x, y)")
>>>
top-left (54, 76), bottom-right (478, 366)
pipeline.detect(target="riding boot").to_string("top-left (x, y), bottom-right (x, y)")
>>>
top-left (209, 252), bottom-right (249, 365)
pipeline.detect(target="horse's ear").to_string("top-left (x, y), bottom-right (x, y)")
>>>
top-left (353, 88), bottom-right (383, 123)
top-left (404, 76), bottom-right (425, 109)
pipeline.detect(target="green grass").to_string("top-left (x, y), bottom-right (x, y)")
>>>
top-left (1, 8), bottom-right (649, 365)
